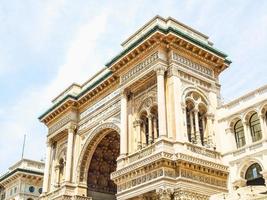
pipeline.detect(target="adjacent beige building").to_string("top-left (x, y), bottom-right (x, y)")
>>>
top-left (38, 16), bottom-right (267, 200)
top-left (0, 159), bottom-right (44, 200)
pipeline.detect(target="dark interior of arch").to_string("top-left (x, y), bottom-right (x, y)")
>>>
top-left (245, 163), bottom-right (265, 186)
top-left (87, 131), bottom-right (120, 199)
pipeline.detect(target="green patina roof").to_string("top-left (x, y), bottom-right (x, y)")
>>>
top-left (105, 25), bottom-right (229, 67)
top-left (0, 168), bottom-right (44, 183)
top-left (38, 70), bottom-right (112, 120)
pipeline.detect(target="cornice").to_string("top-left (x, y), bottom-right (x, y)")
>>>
top-left (39, 73), bottom-right (118, 125)
top-left (106, 25), bottom-right (230, 71)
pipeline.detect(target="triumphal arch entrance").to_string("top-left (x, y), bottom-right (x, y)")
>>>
top-left (39, 16), bottom-right (231, 200)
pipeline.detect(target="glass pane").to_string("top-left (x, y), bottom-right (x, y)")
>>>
top-left (234, 120), bottom-right (245, 148)
top-left (245, 163), bottom-right (262, 181)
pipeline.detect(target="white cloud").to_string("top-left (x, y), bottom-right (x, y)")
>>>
top-left (0, 8), bottom-right (110, 173)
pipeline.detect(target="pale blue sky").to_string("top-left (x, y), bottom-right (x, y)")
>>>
top-left (0, 0), bottom-right (266, 174)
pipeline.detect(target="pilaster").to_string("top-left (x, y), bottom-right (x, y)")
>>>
top-left (155, 65), bottom-right (167, 138)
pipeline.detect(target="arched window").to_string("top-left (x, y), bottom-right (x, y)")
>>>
top-left (245, 163), bottom-right (265, 186)
top-left (140, 112), bottom-right (149, 146)
top-left (185, 92), bottom-right (208, 146)
top-left (249, 113), bottom-right (262, 142)
top-left (58, 158), bottom-right (65, 183)
top-left (234, 120), bottom-right (245, 148)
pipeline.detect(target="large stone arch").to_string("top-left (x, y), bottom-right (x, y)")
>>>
top-left (77, 122), bottom-right (120, 184)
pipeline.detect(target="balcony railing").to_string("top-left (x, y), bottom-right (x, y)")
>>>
top-left (128, 144), bottom-right (156, 163)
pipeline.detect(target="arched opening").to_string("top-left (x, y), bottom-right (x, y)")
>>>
top-left (58, 158), bottom-right (65, 184)
top-left (245, 163), bottom-right (265, 186)
top-left (87, 131), bottom-right (120, 200)
top-left (198, 104), bottom-right (207, 146)
top-left (140, 111), bottom-right (149, 146)
top-left (234, 120), bottom-right (245, 148)
top-left (249, 113), bottom-right (262, 142)
top-left (186, 99), bottom-right (195, 143)
top-left (150, 106), bottom-right (159, 141)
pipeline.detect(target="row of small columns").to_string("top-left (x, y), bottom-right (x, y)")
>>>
top-left (119, 65), bottom-right (167, 158)
top-left (134, 114), bottom-right (158, 150)
top-left (187, 108), bottom-right (213, 146)
top-left (42, 125), bottom-right (75, 194)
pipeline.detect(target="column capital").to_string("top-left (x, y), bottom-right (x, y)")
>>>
top-left (259, 112), bottom-right (266, 119)
top-left (156, 187), bottom-right (173, 200)
top-left (133, 119), bottom-right (142, 127)
top-left (67, 124), bottom-right (77, 132)
top-left (147, 113), bottom-right (154, 119)
top-left (120, 88), bottom-right (131, 97)
top-left (167, 65), bottom-right (179, 77)
top-left (193, 108), bottom-right (199, 113)
top-left (154, 65), bottom-right (167, 76)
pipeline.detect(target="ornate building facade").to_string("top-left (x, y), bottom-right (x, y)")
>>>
top-left (0, 159), bottom-right (44, 200)
top-left (38, 16), bottom-right (267, 200)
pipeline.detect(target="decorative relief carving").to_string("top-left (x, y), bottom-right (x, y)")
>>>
top-left (121, 52), bottom-right (159, 84)
top-left (48, 114), bottom-right (72, 135)
top-left (117, 169), bottom-right (164, 192)
top-left (156, 187), bottom-right (173, 200)
top-left (79, 100), bottom-right (120, 132)
top-left (128, 145), bottom-right (155, 163)
top-left (186, 143), bottom-right (220, 159)
top-left (173, 189), bottom-right (209, 200)
top-left (80, 88), bottom-right (120, 119)
top-left (134, 85), bottom-right (157, 113)
top-left (177, 153), bottom-right (228, 171)
top-left (180, 168), bottom-right (227, 188)
top-left (179, 71), bottom-right (211, 91)
top-left (172, 52), bottom-right (213, 78)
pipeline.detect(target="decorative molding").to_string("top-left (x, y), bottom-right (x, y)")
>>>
top-left (172, 52), bottom-right (213, 78)
top-left (48, 114), bottom-right (73, 135)
top-left (78, 100), bottom-right (121, 132)
top-left (121, 52), bottom-right (159, 84)
top-left (173, 189), bottom-right (209, 200)
top-left (80, 88), bottom-right (120, 119)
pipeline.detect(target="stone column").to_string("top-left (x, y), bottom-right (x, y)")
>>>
top-left (259, 113), bottom-right (266, 139)
top-left (243, 120), bottom-right (252, 144)
top-left (148, 114), bottom-right (153, 144)
top-left (65, 125), bottom-right (75, 182)
top-left (134, 119), bottom-right (142, 150)
top-left (155, 66), bottom-right (167, 137)
top-left (194, 108), bottom-right (201, 144)
top-left (120, 90), bottom-right (128, 157)
top-left (202, 116), bottom-right (207, 145)
top-left (156, 187), bottom-right (173, 200)
top-left (43, 141), bottom-right (52, 193)
top-left (189, 111), bottom-right (195, 143)
top-left (153, 117), bottom-right (158, 140)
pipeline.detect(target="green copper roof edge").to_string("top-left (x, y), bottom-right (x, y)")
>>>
top-left (225, 58), bottom-right (232, 64)
top-left (0, 168), bottom-right (44, 182)
top-left (76, 70), bottom-right (112, 99)
top-left (38, 71), bottom-right (113, 120)
top-left (105, 25), bottom-right (229, 67)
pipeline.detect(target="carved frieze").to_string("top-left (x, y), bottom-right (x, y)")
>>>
top-left (180, 168), bottom-right (227, 188)
top-left (121, 52), bottom-right (159, 84)
top-left (80, 89), bottom-right (120, 119)
top-left (172, 52), bottom-right (213, 79)
top-left (173, 189), bottom-right (209, 200)
top-left (78, 100), bottom-right (120, 132)
top-left (48, 114), bottom-right (73, 135)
